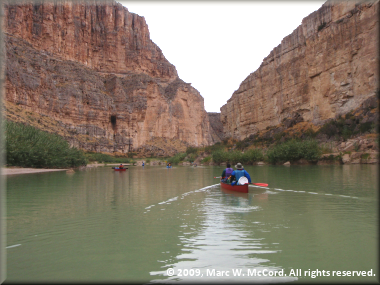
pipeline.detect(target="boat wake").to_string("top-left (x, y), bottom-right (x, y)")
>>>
top-left (6, 244), bottom-right (21, 249)
top-left (272, 188), bottom-right (359, 199)
top-left (144, 184), bottom-right (220, 214)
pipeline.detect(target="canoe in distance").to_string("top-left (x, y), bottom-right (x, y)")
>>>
top-left (114, 168), bottom-right (127, 171)
top-left (220, 182), bottom-right (248, 193)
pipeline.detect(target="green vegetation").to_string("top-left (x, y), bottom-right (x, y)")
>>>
top-left (204, 142), bottom-right (224, 153)
top-left (185, 153), bottom-right (198, 163)
top-left (236, 139), bottom-right (250, 150)
top-left (320, 142), bottom-right (335, 154)
top-left (127, 152), bottom-right (137, 158)
top-left (212, 148), bottom-right (264, 165)
top-left (84, 152), bottom-right (134, 164)
top-left (167, 152), bottom-right (187, 165)
top-left (242, 149), bottom-right (265, 164)
top-left (266, 139), bottom-right (321, 164)
top-left (316, 114), bottom-right (377, 141)
top-left (361, 153), bottom-right (370, 160)
top-left (201, 156), bottom-right (211, 163)
top-left (162, 107), bottom-right (378, 166)
top-left (5, 120), bottom-right (87, 168)
top-left (185, 146), bottom-right (198, 155)
top-left (211, 150), bottom-right (229, 164)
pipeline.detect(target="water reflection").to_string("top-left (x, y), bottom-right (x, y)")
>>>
top-left (6, 165), bottom-right (378, 283)
top-left (150, 185), bottom-right (296, 283)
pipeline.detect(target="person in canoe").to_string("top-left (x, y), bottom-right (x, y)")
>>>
top-left (221, 163), bottom-right (234, 183)
top-left (119, 164), bottom-right (124, 169)
top-left (230, 163), bottom-right (252, 185)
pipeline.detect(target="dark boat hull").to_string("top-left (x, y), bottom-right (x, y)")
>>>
top-left (220, 182), bottom-right (248, 193)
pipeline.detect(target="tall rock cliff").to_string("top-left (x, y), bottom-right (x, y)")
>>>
top-left (208, 112), bottom-right (225, 142)
top-left (221, 0), bottom-right (379, 140)
top-left (4, 0), bottom-right (213, 154)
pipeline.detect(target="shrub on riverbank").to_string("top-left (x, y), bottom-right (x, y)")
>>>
top-left (84, 152), bottom-right (134, 164)
top-left (266, 139), bottom-right (321, 164)
top-left (212, 148), bottom-right (264, 165)
top-left (5, 121), bottom-right (87, 168)
top-left (167, 152), bottom-right (187, 165)
top-left (210, 139), bottom-right (320, 165)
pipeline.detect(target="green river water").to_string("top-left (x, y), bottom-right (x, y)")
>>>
top-left (5, 164), bottom-right (378, 283)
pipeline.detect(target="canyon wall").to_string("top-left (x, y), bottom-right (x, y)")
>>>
top-left (4, 0), bottom-right (213, 154)
top-left (221, 0), bottom-right (379, 140)
top-left (207, 112), bottom-right (225, 142)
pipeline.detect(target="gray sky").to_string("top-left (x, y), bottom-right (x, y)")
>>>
top-left (119, 1), bottom-right (325, 112)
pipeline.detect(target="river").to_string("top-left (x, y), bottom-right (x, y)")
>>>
top-left (5, 164), bottom-right (378, 283)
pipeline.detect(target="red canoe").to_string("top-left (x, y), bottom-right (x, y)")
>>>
top-left (114, 168), bottom-right (127, 171)
top-left (220, 182), bottom-right (248, 193)
top-left (220, 187), bottom-right (249, 199)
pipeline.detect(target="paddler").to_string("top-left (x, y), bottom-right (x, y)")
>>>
top-left (221, 163), bottom-right (233, 183)
top-left (119, 164), bottom-right (124, 169)
top-left (230, 163), bottom-right (251, 185)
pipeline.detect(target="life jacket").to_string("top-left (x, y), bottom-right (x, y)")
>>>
top-left (225, 168), bottom-right (233, 178)
top-left (234, 169), bottom-right (245, 182)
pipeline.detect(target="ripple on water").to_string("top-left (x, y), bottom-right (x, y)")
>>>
top-left (149, 186), bottom-right (297, 283)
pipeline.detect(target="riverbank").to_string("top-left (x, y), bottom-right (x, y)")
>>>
top-left (1, 162), bottom-right (134, 176)
top-left (2, 167), bottom-right (68, 176)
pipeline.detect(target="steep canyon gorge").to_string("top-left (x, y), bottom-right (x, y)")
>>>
top-left (2, 0), bottom-right (379, 158)
top-left (220, 0), bottom-right (379, 140)
top-left (3, 0), bottom-right (214, 156)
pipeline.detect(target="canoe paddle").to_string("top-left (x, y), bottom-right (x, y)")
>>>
top-left (248, 183), bottom-right (268, 187)
top-left (214, 177), bottom-right (268, 187)
top-left (112, 167), bottom-right (128, 169)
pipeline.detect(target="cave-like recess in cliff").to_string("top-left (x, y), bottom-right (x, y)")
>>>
top-left (110, 115), bottom-right (117, 129)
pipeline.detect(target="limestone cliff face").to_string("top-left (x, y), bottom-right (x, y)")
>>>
top-left (207, 112), bottom-right (225, 142)
top-left (5, 0), bottom-right (177, 80)
top-left (221, 0), bottom-right (379, 140)
top-left (4, 0), bottom-right (213, 153)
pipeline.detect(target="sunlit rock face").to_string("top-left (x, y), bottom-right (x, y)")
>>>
top-left (221, 0), bottom-right (379, 140)
top-left (5, 0), bottom-right (177, 79)
top-left (4, 0), bottom-right (213, 153)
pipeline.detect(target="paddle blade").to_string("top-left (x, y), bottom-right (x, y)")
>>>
top-left (251, 183), bottom-right (268, 187)
top-left (214, 176), bottom-right (221, 179)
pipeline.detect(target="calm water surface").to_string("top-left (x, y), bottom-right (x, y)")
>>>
top-left (5, 165), bottom-right (378, 283)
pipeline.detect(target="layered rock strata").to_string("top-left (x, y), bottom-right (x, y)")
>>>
top-left (221, 0), bottom-right (379, 140)
top-left (4, 0), bottom-right (213, 153)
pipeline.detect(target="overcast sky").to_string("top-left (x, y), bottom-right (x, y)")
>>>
top-left (119, 1), bottom-right (325, 113)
